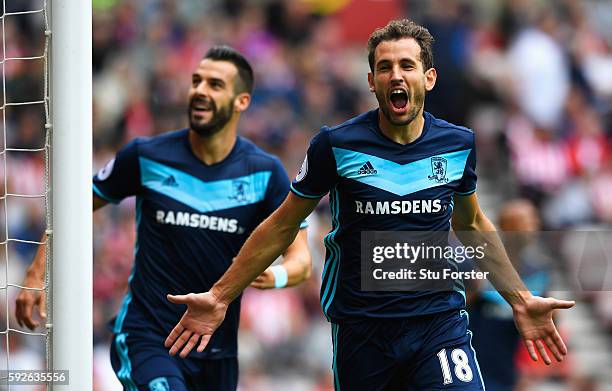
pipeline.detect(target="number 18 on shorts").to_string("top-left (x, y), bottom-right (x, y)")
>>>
top-left (331, 311), bottom-right (485, 390)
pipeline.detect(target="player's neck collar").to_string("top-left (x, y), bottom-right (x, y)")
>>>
top-left (372, 109), bottom-right (431, 147)
top-left (185, 130), bottom-right (242, 167)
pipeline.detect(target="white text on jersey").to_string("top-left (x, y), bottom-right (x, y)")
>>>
top-left (355, 199), bottom-right (442, 215)
top-left (156, 210), bottom-right (239, 233)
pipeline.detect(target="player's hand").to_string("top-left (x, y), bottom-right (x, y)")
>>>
top-left (512, 296), bottom-right (575, 365)
top-left (250, 268), bottom-right (275, 289)
top-left (165, 292), bottom-right (228, 358)
top-left (15, 274), bottom-right (47, 330)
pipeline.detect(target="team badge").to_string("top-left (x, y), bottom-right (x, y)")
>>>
top-left (148, 377), bottom-right (170, 391)
top-left (295, 155), bottom-right (308, 182)
top-left (229, 179), bottom-right (250, 203)
top-left (428, 156), bottom-right (448, 183)
top-left (96, 158), bottom-right (115, 181)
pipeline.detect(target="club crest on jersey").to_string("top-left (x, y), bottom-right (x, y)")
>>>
top-left (428, 157), bottom-right (448, 183)
top-left (229, 179), bottom-right (249, 203)
top-left (148, 377), bottom-right (170, 391)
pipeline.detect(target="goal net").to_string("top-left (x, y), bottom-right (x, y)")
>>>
top-left (1, 1), bottom-right (51, 389)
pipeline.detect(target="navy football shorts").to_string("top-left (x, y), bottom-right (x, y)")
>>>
top-left (331, 310), bottom-right (485, 390)
top-left (110, 332), bottom-right (238, 391)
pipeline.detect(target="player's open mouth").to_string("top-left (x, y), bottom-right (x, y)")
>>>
top-left (191, 98), bottom-right (214, 115)
top-left (389, 89), bottom-right (408, 113)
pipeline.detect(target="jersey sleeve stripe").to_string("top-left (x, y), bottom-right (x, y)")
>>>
top-left (321, 187), bottom-right (341, 319)
top-left (454, 187), bottom-right (476, 196)
top-left (290, 183), bottom-right (326, 199)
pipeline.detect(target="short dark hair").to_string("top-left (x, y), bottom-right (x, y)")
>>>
top-left (204, 45), bottom-right (254, 94)
top-left (367, 19), bottom-right (435, 73)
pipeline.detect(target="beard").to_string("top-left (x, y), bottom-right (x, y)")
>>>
top-left (189, 97), bottom-right (234, 137)
top-left (376, 87), bottom-right (425, 127)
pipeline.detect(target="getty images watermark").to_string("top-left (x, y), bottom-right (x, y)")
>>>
top-left (371, 240), bottom-right (489, 282)
top-left (360, 230), bottom-right (612, 292)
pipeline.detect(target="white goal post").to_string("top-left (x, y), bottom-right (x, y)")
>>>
top-left (50, 0), bottom-right (92, 389)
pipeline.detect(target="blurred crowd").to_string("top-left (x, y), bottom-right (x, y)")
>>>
top-left (1, 0), bottom-right (612, 390)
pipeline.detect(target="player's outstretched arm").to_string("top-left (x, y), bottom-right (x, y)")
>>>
top-left (15, 193), bottom-right (108, 329)
top-left (452, 192), bottom-right (574, 365)
top-left (165, 192), bottom-right (319, 357)
top-left (250, 228), bottom-right (311, 289)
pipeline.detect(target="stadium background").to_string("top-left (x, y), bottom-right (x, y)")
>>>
top-left (1, 0), bottom-right (612, 389)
